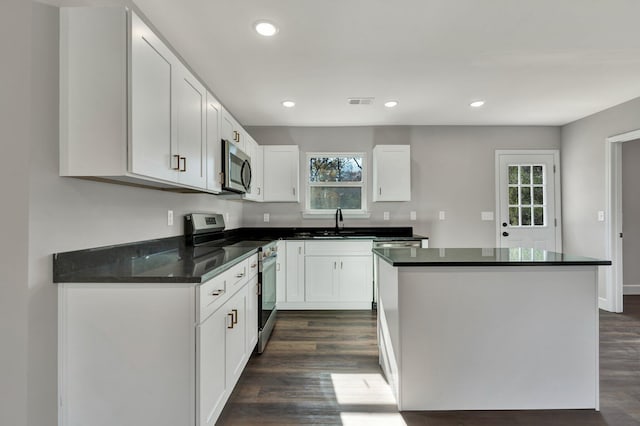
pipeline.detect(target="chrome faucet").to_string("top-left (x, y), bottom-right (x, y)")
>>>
top-left (335, 208), bottom-right (343, 233)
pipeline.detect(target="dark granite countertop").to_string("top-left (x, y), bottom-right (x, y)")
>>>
top-left (373, 247), bottom-right (611, 267)
top-left (54, 226), bottom-right (425, 284)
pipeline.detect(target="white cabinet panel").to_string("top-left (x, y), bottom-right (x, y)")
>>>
top-left (175, 65), bottom-right (206, 188)
top-left (198, 308), bottom-right (227, 426)
top-left (221, 108), bottom-right (245, 152)
top-left (243, 135), bottom-right (263, 201)
top-left (285, 241), bottom-right (305, 302)
top-left (246, 275), bottom-right (259, 352)
top-left (373, 145), bottom-right (411, 201)
top-left (339, 256), bottom-right (372, 302)
top-left (263, 145), bottom-right (299, 202)
top-left (305, 256), bottom-right (339, 302)
top-left (205, 92), bottom-right (222, 193)
top-left (276, 240), bottom-right (287, 303)
top-left (130, 11), bottom-right (177, 182)
top-left (225, 287), bottom-right (247, 387)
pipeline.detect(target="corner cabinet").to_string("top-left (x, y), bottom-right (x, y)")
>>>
top-left (372, 145), bottom-right (411, 201)
top-left (58, 254), bottom-right (259, 426)
top-left (263, 146), bottom-right (300, 202)
top-left (60, 7), bottom-right (216, 193)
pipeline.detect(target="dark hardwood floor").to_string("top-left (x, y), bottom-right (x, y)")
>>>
top-left (217, 296), bottom-right (640, 425)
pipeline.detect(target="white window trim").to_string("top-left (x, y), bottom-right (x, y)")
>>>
top-left (303, 151), bottom-right (369, 218)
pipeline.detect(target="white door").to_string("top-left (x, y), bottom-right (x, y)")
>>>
top-left (206, 92), bottom-right (222, 193)
top-left (338, 256), bottom-right (372, 302)
top-left (197, 308), bottom-right (227, 426)
top-left (305, 256), bottom-right (338, 302)
top-left (496, 151), bottom-right (561, 252)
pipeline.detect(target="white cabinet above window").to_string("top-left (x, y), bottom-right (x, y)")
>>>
top-left (372, 145), bottom-right (411, 201)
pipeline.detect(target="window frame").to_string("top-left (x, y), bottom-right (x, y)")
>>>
top-left (304, 151), bottom-right (368, 216)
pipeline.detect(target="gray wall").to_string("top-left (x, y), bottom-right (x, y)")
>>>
top-left (1, 0), bottom-right (30, 425)
top-left (561, 97), bottom-right (640, 299)
top-left (19, 4), bottom-right (244, 425)
top-left (622, 140), bottom-right (640, 293)
top-left (245, 126), bottom-right (561, 247)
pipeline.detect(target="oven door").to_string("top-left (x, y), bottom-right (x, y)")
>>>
top-left (222, 139), bottom-right (252, 193)
top-left (257, 254), bottom-right (277, 353)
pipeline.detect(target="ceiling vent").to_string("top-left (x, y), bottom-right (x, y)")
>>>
top-left (348, 97), bottom-right (374, 105)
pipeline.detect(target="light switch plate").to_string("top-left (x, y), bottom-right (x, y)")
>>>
top-left (167, 210), bottom-right (173, 226)
top-left (383, 212), bottom-right (390, 220)
top-left (597, 211), bottom-right (605, 222)
top-left (410, 211), bottom-right (417, 221)
top-left (481, 211), bottom-right (494, 221)
top-left (263, 213), bottom-right (270, 223)
top-left (438, 211), bottom-right (446, 221)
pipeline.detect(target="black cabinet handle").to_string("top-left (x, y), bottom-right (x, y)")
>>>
top-left (502, 231), bottom-right (509, 237)
top-left (502, 222), bottom-right (508, 227)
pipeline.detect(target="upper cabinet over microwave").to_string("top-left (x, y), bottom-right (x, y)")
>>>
top-left (59, 7), bottom-right (231, 195)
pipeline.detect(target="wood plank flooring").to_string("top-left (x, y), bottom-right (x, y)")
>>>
top-left (217, 297), bottom-right (640, 425)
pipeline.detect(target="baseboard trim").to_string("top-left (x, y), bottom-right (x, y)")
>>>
top-left (623, 284), bottom-right (640, 295)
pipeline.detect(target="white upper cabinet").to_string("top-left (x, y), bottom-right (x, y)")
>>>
top-left (59, 7), bottom-right (235, 193)
top-left (263, 145), bottom-right (300, 202)
top-left (372, 145), bottom-right (411, 201)
top-left (174, 63), bottom-right (207, 189)
top-left (205, 92), bottom-right (222, 193)
top-left (243, 134), bottom-right (263, 201)
top-left (221, 108), bottom-right (245, 152)
top-left (130, 11), bottom-right (177, 183)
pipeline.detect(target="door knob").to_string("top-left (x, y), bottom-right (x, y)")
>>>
top-left (502, 231), bottom-right (509, 237)
top-left (502, 222), bottom-right (508, 227)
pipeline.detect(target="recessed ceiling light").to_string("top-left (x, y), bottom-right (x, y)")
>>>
top-left (384, 100), bottom-right (399, 108)
top-left (470, 100), bottom-right (485, 108)
top-left (254, 21), bottom-right (278, 37)
top-left (281, 100), bottom-right (295, 108)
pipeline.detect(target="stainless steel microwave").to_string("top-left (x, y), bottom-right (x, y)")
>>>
top-left (222, 139), bottom-right (252, 193)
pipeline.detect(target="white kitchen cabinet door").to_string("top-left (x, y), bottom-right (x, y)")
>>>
top-left (263, 145), bottom-right (300, 202)
top-left (130, 11), bottom-right (178, 183)
top-left (305, 256), bottom-right (339, 302)
top-left (338, 256), bottom-right (372, 302)
top-left (225, 287), bottom-right (247, 387)
top-left (174, 64), bottom-right (207, 189)
top-left (246, 275), bottom-right (259, 353)
top-left (242, 135), bottom-right (263, 201)
top-left (205, 92), bottom-right (222, 193)
top-left (276, 240), bottom-right (287, 303)
top-left (197, 308), bottom-right (227, 426)
top-left (372, 145), bottom-right (411, 201)
top-left (221, 108), bottom-right (245, 152)
top-left (285, 241), bottom-right (305, 302)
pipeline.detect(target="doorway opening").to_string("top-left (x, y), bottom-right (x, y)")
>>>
top-left (605, 130), bottom-right (640, 313)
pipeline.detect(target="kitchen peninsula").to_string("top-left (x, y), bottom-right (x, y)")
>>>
top-left (374, 247), bottom-right (610, 412)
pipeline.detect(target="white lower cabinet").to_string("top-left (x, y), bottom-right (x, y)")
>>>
top-left (278, 240), bottom-right (373, 309)
top-left (58, 254), bottom-right (259, 426)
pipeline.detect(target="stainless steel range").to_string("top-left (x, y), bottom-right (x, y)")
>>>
top-left (184, 213), bottom-right (277, 353)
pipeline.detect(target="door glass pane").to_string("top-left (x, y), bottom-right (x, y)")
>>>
top-left (508, 166), bottom-right (518, 184)
top-left (509, 187), bottom-right (519, 204)
top-left (309, 187), bottom-right (362, 209)
top-left (521, 207), bottom-right (532, 226)
top-left (533, 166), bottom-right (543, 184)
top-left (509, 207), bottom-right (519, 226)
top-left (534, 207), bottom-right (544, 225)
top-left (521, 166), bottom-right (531, 184)
top-left (533, 186), bottom-right (544, 205)
top-left (520, 187), bottom-right (531, 205)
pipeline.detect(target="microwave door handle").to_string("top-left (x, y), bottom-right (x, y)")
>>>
top-left (241, 159), bottom-right (252, 191)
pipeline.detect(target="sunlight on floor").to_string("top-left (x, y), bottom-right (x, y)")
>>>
top-left (340, 412), bottom-right (407, 426)
top-left (330, 373), bottom-right (396, 405)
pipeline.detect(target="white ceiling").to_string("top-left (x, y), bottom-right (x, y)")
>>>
top-left (49, 0), bottom-right (640, 127)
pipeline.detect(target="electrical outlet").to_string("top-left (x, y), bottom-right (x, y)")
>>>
top-left (383, 212), bottom-right (390, 221)
top-left (263, 213), bottom-right (270, 223)
top-left (167, 210), bottom-right (174, 226)
top-left (597, 211), bottom-right (605, 222)
top-left (410, 211), bottom-right (417, 221)
top-left (481, 211), bottom-right (494, 221)
top-left (439, 211), bottom-right (446, 221)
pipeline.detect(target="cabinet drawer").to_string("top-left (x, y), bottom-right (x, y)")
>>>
top-left (246, 254), bottom-right (259, 279)
top-left (199, 258), bottom-right (248, 322)
top-left (305, 240), bottom-right (372, 256)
